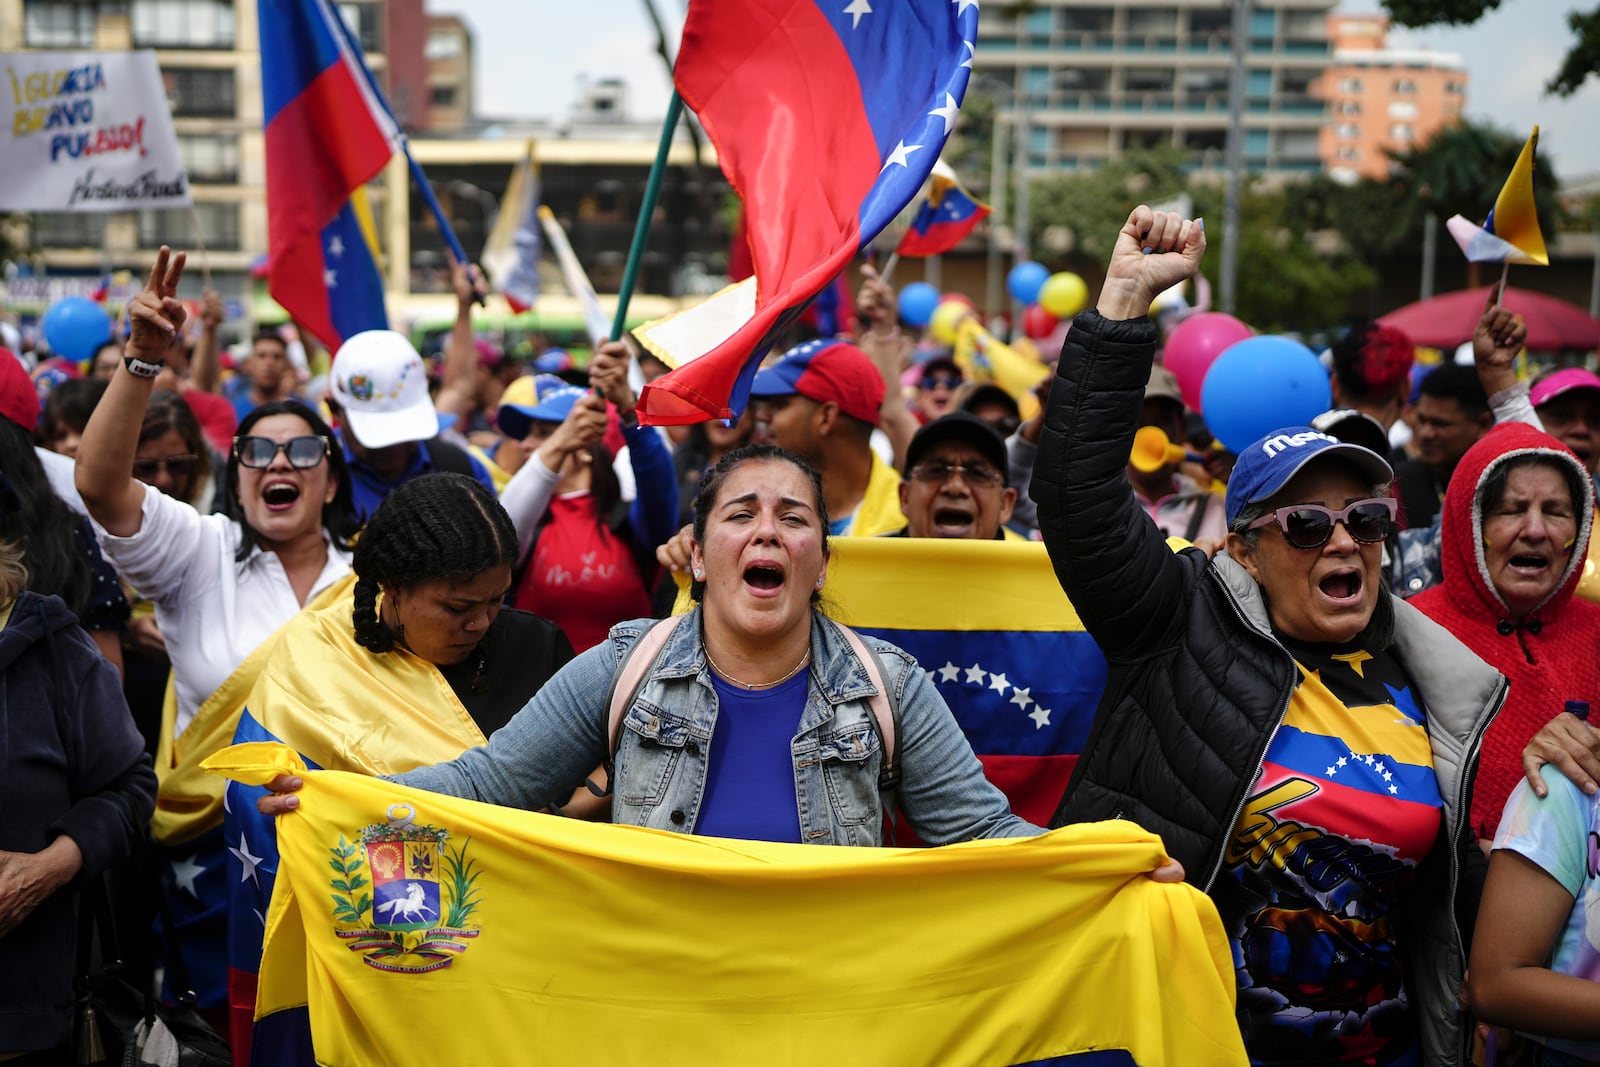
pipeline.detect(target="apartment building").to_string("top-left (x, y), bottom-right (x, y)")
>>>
top-left (973, 0), bottom-right (1337, 176)
top-left (1318, 14), bottom-right (1467, 183)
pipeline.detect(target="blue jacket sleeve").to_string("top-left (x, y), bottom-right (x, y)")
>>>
top-left (622, 423), bottom-right (680, 552)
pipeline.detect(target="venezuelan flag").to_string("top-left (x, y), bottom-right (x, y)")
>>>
top-left (825, 537), bottom-right (1105, 827)
top-left (896, 169), bottom-right (992, 258)
top-left (1445, 126), bottom-right (1549, 266)
top-left (206, 742), bottom-right (1247, 1066)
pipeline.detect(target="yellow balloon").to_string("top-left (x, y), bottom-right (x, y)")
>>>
top-left (1038, 272), bottom-right (1088, 319)
top-left (928, 300), bottom-right (971, 346)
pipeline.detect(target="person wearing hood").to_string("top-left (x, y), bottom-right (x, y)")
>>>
top-left (1409, 423), bottom-right (1600, 846)
top-left (0, 538), bottom-right (156, 1059)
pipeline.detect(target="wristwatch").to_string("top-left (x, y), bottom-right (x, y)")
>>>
top-left (123, 353), bottom-right (165, 379)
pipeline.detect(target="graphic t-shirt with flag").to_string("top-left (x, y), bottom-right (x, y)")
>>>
top-left (1217, 640), bottom-right (1442, 1066)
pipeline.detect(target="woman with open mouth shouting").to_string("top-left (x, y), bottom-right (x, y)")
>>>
top-left (258, 444), bottom-right (1188, 866)
top-left (1410, 422), bottom-right (1600, 848)
top-left (75, 247), bottom-right (360, 1030)
top-left (1032, 206), bottom-right (1600, 1066)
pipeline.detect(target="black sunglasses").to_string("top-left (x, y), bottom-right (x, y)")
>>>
top-left (1248, 497), bottom-right (1398, 550)
top-left (233, 435), bottom-right (329, 470)
top-left (920, 374), bottom-right (962, 391)
top-left (132, 454), bottom-right (200, 480)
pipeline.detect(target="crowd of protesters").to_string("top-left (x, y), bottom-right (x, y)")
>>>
top-left (2, 209), bottom-right (1600, 1067)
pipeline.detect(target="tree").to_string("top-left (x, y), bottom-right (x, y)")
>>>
top-left (1381, 0), bottom-right (1600, 96)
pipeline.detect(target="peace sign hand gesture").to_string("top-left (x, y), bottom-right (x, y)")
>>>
top-left (124, 245), bottom-right (188, 372)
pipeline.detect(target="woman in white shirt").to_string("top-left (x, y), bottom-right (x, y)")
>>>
top-left (74, 247), bottom-right (359, 1028)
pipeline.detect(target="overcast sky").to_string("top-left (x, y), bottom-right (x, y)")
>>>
top-left (455, 0), bottom-right (1600, 179)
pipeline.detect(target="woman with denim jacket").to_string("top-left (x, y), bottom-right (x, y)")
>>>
top-left (260, 444), bottom-right (1074, 850)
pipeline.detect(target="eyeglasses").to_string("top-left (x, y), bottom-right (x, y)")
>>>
top-left (132, 455), bottom-right (200, 480)
top-left (1247, 497), bottom-right (1398, 549)
top-left (233, 435), bottom-right (329, 470)
top-left (920, 374), bottom-right (962, 391)
top-left (908, 460), bottom-right (1005, 488)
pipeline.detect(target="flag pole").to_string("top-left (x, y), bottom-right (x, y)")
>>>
top-left (324, 0), bottom-right (481, 305)
top-left (611, 91), bottom-right (684, 343)
top-left (185, 202), bottom-right (213, 291)
top-left (879, 252), bottom-right (900, 286)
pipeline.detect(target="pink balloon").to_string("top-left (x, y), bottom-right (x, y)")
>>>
top-left (1162, 312), bottom-right (1252, 412)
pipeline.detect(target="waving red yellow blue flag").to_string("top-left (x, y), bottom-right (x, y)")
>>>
top-left (206, 742), bottom-right (1247, 1066)
top-left (1446, 126), bottom-right (1549, 266)
top-left (896, 166), bottom-right (991, 258)
top-left (636, 0), bottom-right (977, 425)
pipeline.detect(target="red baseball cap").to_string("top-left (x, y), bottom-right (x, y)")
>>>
top-left (0, 349), bottom-right (41, 431)
top-left (749, 339), bottom-right (885, 426)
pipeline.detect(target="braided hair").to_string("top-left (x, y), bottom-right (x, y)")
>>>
top-left (688, 443), bottom-right (829, 604)
top-left (351, 472), bottom-right (519, 653)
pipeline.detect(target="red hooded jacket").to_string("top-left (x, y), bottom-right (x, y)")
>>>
top-left (1411, 422), bottom-right (1600, 840)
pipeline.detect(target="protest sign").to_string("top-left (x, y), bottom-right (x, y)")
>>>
top-left (1, 50), bottom-right (190, 212)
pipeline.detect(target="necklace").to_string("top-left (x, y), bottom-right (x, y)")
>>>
top-left (705, 647), bottom-right (812, 690)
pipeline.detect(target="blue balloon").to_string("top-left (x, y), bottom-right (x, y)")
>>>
top-left (1200, 336), bottom-right (1332, 454)
top-left (898, 282), bottom-right (941, 328)
top-left (42, 297), bottom-right (112, 363)
top-left (1006, 261), bottom-right (1050, 306)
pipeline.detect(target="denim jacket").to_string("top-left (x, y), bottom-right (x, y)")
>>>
top-left (395, 608), bottom-right (1039, 846)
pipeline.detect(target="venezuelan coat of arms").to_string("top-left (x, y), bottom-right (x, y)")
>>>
top-left (327, 802), bottom-right (483, 973)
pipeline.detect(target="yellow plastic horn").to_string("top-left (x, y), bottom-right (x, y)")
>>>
top-left (1130, 426), bottom-right (1187, 473)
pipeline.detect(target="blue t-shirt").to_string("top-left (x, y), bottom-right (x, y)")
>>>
top-left (694, 669), bottom-right (810, 843)
top-left (1493, 766), bottom-right (1600, 1065)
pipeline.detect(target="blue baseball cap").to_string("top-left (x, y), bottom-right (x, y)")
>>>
top-left (496, 374), bottom-right (587, 440)
top-left (750, 339), bottom-right (885, 426)
top-left (1224, 426), bottom-right (1394, 527)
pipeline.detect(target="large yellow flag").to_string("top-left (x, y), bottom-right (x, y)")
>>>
top-left (207, 742), bottom-right (1247, 1067)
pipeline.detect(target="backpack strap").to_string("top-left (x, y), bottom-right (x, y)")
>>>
top-left (425, 438), bottom-right (477, 478)
top-left (577, 614), bottom-right (686, 800)
top-left (836, 625), bottom-right (899, 795)
top-left (1183, 494), bottom-right (1209, 544)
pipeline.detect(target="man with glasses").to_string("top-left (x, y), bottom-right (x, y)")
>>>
top-left (893, 412), bottom-right (1022, 541)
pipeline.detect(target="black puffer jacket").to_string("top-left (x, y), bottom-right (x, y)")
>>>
top-left (1031, 310), bottom-right (1505, 1067)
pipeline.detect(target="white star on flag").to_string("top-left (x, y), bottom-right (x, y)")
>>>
top-left (171, 854), bottom-right (205, 897)
top-left (1388, 784), bottom-right (1398, 794)
top-left (843, 0), bottom-right (871, 28)
top-left (327, 235), bottom-right (345, 258)
top-left (960, 41), bottom-right (974, 69)
top-left (230, 838), bottom-right (266, 887)
top-left (1029, 705), bottom-right (1052, 729)
top-left (928, 92), bottom-right (960, 135)
top-left (1336, 757), bottom-right (1347, 768)
top-left (1009, 686), bottom-right (1033, 709)
top-left (937, 661), bottom-right (961, 683)
top-left (987, 671), bottom-right (1010, 695)
top-left (882, 140), bottom-right (923, 170)
top-left (324, 268), bottom-right (338, 288)
top-left (952, 0), bottom-right (979, 13)
top-left (964, 663), bottom-right (987, 685)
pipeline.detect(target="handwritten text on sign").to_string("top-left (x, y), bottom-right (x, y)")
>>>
top-left (0, 50), bottom-right (190, 213)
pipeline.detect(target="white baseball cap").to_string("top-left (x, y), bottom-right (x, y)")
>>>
top-left (329, 330), bottom-right (441, 449)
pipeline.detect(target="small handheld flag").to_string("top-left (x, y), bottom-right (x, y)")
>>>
top-left (1445, 126), bottom-right (1549, 266)
top-left (896, 164), bottom-right (990, 258)
top-left (482, 142), bottom-right (541, 314)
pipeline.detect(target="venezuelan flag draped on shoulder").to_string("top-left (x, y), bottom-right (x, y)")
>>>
top-left (206, 742), bottom-right (1246, 1067)
top-left (634, 0), bottom-right (975, 425)
top-left (259, 0), bottom-right (397, 347)
top-left (825, 537), bottom-right (1104, 826)
top-left (221, 584), bottom-right (488, 1061)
